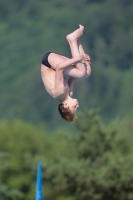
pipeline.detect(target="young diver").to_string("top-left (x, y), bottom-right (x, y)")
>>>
top-left (41, 25), bottom-right (91, 122)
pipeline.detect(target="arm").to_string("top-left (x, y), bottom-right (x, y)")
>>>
top-left (68, 77), bottom-right (75, 97)
top-left (56, 55), bottom-right (84, 70)
top-left (64, 54), bottom-right (91, 78)
top-left (83, 54), bottom-right (91, 78)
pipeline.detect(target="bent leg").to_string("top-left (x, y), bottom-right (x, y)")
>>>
top-left (66, 26), bottom-right (82, 58)
top-left (77, 38), bottom-right (86, 56)
top-left (65, 25), bottom-right (86, 77)
top-left (78, 38), bottom-right (91, 77)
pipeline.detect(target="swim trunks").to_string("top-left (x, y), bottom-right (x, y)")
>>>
top-left (42, 52), bottom-right (53, 68)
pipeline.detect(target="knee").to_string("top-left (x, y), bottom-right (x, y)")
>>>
top-left (81, 66), bottom-right (91, 79)
top-left (79, 70), bottom-right (87, 78)
top-left (86, 65), bottom-right (91, 76)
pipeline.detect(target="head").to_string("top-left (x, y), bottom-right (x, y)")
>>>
top-left (58, 98), bottom-right (79, 122)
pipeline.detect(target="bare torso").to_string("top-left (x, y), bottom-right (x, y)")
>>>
top-left (41, 50), bottom-right (91, 99)
top-left (41, 53), bottom-right (70, 99)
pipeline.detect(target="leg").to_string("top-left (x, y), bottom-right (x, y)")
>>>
top-left (54, 25), bottom-right (90, 78)
top-left (66, 25), bottom-right (86, 76)
top-left (64, 25), bottom-right (91, 78)
top-left (77, 38), bottom-right (91, 77)
top-left (66, 25), bottom-right (84, 58)
top-left (77, 37), bottom-right (86, 56)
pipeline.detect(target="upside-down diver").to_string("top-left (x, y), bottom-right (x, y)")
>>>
top-left (41, 25), bottom-right (91, 122)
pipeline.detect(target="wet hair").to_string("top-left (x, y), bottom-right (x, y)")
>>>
top-left (58, 103), bottom-right (74, 122)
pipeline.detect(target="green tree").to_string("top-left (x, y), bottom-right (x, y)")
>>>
top-left (0, 120), bottom-right (50, 199)
top-left (44, 110), bottom-right (133, 200)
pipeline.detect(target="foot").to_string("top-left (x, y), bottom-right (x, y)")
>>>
top-left (66, 24), bottom-right (84, 42)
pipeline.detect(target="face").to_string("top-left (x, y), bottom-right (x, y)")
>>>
top-left (63, 98), bottom-right (79, 114)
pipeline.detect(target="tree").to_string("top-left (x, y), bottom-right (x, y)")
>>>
top-left (0, 120), bottom-right (49, 199)
top-left (44, 110), bottom-right (133, 200)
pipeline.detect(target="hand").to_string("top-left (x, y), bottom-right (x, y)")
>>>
top-left (84, 54), bottom-right (91, 64)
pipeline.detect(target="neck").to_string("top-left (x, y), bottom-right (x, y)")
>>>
top-left (61, 95), bottom-right (72, 103)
